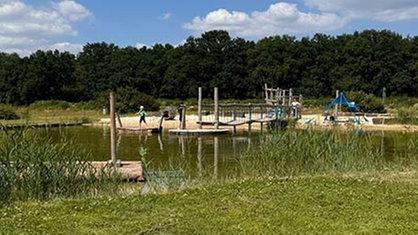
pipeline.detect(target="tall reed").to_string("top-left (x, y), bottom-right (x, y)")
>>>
top-left (238, 127), bottom-right (411, 178)
top-left (0, 125), bottom-right (121, 205)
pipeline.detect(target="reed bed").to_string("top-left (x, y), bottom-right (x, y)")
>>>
top-left (141, 127), bottom-right (418, 194)
top-left (0, 125), bottom-right (122, 205)
top-left (239, 127), bottom-right (418, 178)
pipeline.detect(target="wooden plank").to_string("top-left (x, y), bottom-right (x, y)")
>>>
top-left (91, 161), bottom-right (144, 182)
top-left (169, 128), bottom-right (229, 135)
top-left (117, 127), bottom-right (161, 133)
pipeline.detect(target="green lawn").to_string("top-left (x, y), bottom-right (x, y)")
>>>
top-left (1, 174), bottom-right (418, 234)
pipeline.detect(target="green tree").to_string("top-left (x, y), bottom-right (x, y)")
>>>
top-left (75, 42), bottom-right (119, 100)
top-left (21, 50), bottom-right (75, 104)
top-left (0, 53), bottom-right (24, 104)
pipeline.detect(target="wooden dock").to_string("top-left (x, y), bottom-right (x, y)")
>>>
top-left (91, 161), bottom-right (144, 182)
top-left (117, 126), bottom-right (162, 133)
top-left (169, 128), bottom-right (229, 135)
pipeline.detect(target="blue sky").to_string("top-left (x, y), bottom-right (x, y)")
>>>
top-left (1, 0), bottom-right (418, 56)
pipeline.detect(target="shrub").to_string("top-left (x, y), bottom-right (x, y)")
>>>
top-left (397, 108), bottom-right (418, 124)
top-left (0, 104), bottom-right (19, 120)
top-left (72, 101), bottom-right (101, 110)
top-left (29, 100), bottom-right (72, 110)
top-left (346, 91), bottom-right (386, 113)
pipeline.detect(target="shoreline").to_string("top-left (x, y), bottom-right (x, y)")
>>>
top-left (97, 114), bottom-right (418, 132)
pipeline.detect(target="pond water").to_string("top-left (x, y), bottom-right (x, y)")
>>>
top-left (35, 126), bottom-right (418, 180)
top-left (36, 126), bottom-right (260, 179)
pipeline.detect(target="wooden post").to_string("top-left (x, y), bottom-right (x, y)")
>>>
top-left (181, 104), bottom-right (186, 130)
top-left (276, 87), bottom-right (280, 103)
top-left (382, 87), bottom-right (386, 105)
top-left (214, 136), bottom-right (218, 179)
top-left (198, 87), bottom-right (202, 129)
top-left (282, 89), bottom-right (286, 105)
top-left (197, 137), bottom-right (202, 175)
top-left (335, 90), bottom-right (339, 119)
top-left (289, 88), bottom-right (293, 105)
top-left (260, 104), bottom-right (264, 133)
top-left (180, 136), bottom-right (185, 156)
top-left (214, 87), bottom-right (219, 129)
top-left (109, 92), bottom-right (117, 165)
top-left (264, 83), bottom-right (268, 102)
top-left (299, 94), bottom-right (303, 119)
top-left (233, 105), bottom-right (237, 134)
top-left (248, 103), bottom-right (252, 132)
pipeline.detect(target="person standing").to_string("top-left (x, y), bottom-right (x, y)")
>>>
top-left (137, 105), bottom-right (148, 129)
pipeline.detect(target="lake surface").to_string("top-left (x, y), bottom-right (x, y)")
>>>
top-left (35, 126), bottom-right (418, 180)
top-left (36, 126), bottom-right (260, 179)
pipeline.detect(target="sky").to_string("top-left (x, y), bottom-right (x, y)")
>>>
top-left (1, 0), bottom-right (418, 56)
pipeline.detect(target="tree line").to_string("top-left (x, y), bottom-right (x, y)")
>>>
top-left (0, 29), bottom-right (417, 106)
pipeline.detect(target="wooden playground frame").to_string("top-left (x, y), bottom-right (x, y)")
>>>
top-left (194, 85), bottom-right (303, 133)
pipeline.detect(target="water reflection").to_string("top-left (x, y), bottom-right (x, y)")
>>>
top-left (35, 126), bottom-right (255, 179)
top-left (33, 126), bottom-right (418, 182)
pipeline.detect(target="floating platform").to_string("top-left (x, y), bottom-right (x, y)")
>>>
top-left (91, 161), bottom-right (144, 182)
top-left (117, 127), bottom-right (162, 133)
top-left (168, 128), bottom-right (229, 135)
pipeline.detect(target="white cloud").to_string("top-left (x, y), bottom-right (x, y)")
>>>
top-left (159, 12), bottom-right (172, 21)
top-left (0, 0), bottom-right (92, 56)
top-left (54, 0), bottom-right (92, 22)
top-left (135, 43), bottom-right (149, 49)
top-left (48, 42), bottom-right (83, 54)
top-left (303, 0), bottom-right (418, 22)
top-left (184, 2), bottom-right (346, 38)
top-left (185, 1), bottom-right (418, 39)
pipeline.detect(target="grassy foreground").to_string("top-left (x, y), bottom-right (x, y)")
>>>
top-left (1, 174), bottom-right (418, 234)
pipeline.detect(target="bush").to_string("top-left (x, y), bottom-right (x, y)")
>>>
top-left (385, 97), bottom-right (418, 110)
top-left (29, 100), bottom-right (72, 110)
top-left (72, 101), bottom-right (101, 110)
top-left (396, 108), bottom-right (418, 124)
top-left (346, 91), bottom-right (386, 113)
top-left (0, 104), bottom-right (19, 120)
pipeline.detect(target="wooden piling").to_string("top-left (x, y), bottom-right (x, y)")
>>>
top-left (181, 104), bottom-right (186, 129)
top-left (248, 103), bottom-right (252, 132)
top-left (214, 87), bottom-right (219, 129)
top-left (214, 136), bottom-right (218, 179)
top-left (264, 83), bottom-right (268, 102)
top-left (198, 87), bottom-right (202, 129)
top-left (109, 92), bottom-right (117, 165)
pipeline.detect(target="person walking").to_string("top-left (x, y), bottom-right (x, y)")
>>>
top-left (137, 105), bottom-right (148, 129)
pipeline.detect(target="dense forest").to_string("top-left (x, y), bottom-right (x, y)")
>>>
top-left (0, 29), bottom-right (417, 106)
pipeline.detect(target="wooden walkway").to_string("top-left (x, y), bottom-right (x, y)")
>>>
top-left (169, 128), bottom-right (229, 135)
top-left (91, 161), bottom-right (144, 182)
top-left (117, 126), bottom-right (162, 133)
top-left (196, 116), bottom-right (277, 127)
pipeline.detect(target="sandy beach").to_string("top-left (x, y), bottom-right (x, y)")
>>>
top-left (97, 113), bottom-right (418, 132)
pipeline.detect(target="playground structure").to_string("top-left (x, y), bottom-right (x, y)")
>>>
top-left (321, 91), bottom-right (369, 125)
top-left (170, 85), bottom-right (303, 134)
